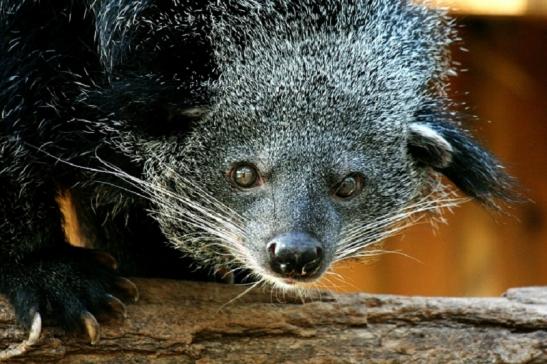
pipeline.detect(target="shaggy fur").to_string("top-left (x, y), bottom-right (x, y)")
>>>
top-left (0, 0), bottom-right (514, 333)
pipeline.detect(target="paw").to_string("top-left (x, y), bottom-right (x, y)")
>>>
top-left (0, 311), bottom-right (41, 361)
top-left (6, 247), bottom-right (139, 345)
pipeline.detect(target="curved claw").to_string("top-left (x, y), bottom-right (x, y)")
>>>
top-left (115, 277), bottom-right (139, 303)
top-left (0, 312), bottom-right (42, 361)
top-left (81, 311), bottom-right (100, 345)
top-left (91, 251), bottom-right (118, 271)
top-left (106, 294), bottom-right (127, 318)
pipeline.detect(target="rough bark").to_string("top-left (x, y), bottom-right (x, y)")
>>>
top-left (1, 280), bottom-right (546, 363)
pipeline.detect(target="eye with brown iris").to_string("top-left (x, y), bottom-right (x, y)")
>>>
top-left (333, 174), bottom-right (364, 199)
top-left (230, 163), bottom-right (261, 188)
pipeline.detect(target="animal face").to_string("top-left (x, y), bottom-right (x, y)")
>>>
top-left (96, 0), bottom-right (514, 288)
top-left (138, 93), bottom-right (448, 288)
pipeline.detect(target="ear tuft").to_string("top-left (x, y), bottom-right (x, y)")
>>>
top-left (408, 123), bottom-right (453, 169)
top-left (407, 119), bottom-right (519, 209)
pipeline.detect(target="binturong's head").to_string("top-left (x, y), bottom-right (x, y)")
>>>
top-left (98, 1), bottom-right (515, 288)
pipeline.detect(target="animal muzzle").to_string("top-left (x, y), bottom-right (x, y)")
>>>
top-left (266, 232), bottom-right (324, 281)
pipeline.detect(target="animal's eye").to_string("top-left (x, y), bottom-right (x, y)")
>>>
top-left (333, 174), bottom-right (364, 199)
top-left (230, 163), bottom-right (261, 188)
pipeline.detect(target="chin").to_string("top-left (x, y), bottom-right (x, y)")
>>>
top-left (261, 273), bottom-right (324, 291)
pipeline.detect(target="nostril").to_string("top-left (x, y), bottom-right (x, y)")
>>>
top-left (315, 246), bottom-right (323, 258)
top-left (301, 256), bottom-right (322, 276)
top-left (267, 242), bottom-right (277, 257)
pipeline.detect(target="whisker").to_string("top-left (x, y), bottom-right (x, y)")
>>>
top-left (335, 185), bottom-right (467, 263)
top-left (217, 279), bottom-right (263, 312)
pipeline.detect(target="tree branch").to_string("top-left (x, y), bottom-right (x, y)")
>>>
top-left (1, 280), bottom-right (546, 363)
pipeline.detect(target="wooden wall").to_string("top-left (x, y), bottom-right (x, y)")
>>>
top-left (329, 17), bottom-right (547, 296)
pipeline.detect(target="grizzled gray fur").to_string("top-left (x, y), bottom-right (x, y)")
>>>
top-left (0, 0), bottom-right (514, 346)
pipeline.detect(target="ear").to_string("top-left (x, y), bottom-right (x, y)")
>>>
top-left (408, 123), bottom-right (453, 169)
top-left (407, 120), bottom-right (517, 208)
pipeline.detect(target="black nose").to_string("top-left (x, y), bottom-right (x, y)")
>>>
top-left (267, 232), bottom-right (324, 279)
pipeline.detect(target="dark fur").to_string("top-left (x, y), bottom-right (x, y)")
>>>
top-left (0, 0), bottom-right (514, 333)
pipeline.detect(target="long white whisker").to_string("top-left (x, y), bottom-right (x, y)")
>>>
top-left (217, 279), bottom-right (263, 312)
top-left (335, 183), bottom-right (467, 262)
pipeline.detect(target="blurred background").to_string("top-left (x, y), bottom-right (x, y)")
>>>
top-left (328, 0), bottom-right (547, 296)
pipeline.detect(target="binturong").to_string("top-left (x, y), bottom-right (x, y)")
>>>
top-left (0, 0), bottom-right (516, 350)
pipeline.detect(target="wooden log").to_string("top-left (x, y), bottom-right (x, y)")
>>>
top-left (1, 280), bottom-right (546, 363)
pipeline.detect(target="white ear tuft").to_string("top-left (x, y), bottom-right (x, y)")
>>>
top-left (408, 123), bottom-right (453, 169)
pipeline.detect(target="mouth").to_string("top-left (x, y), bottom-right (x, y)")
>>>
top-left (265, 275), bottom-right (326, 290)
top-left (279, 277), bottom-right (303, 287)
top-left (264, 269), bottom-right (326, 288)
